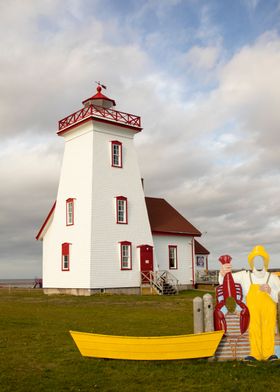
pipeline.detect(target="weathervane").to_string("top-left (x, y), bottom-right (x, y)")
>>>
top-left (95, 81), bottom-right (107, 90)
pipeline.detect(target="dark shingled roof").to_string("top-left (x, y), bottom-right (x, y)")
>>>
top-left (194, 240), bottom-right (210, 255)
top-left (145, 197), bottom-right (201, 236)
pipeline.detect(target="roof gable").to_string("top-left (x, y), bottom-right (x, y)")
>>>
top-left (145, 197), bottom-right (201, 237)
top-left (194, 240), bottom-right (210, 255)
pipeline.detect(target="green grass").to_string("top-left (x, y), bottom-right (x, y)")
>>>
top-left (1, 289), bottom-right (280, 391)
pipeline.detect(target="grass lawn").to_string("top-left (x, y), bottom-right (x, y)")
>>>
top-left (1, 289), bottom-right (280, 392)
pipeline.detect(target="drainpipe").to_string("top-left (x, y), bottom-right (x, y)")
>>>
top-left (191, 238), bottom-right (195, 288)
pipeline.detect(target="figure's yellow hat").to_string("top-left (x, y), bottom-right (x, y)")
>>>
top-left (248, 245), bottom-right (270, 270)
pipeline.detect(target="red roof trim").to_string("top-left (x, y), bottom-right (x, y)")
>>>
top-left (152, 230), bottom-right (201, 237)
top-left (36, 201), bottom-right (56, 240)
top-left (57, 116), bottom-right (142, 137)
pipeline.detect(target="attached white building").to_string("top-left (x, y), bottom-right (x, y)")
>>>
top-left (36, 86), bottom-right (209, 295)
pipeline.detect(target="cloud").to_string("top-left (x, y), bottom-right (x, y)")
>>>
top-left (242, 0), bottom-right (260, 12)
top-left (194, 4), bottom-right (223, 46)
top-left (181, 45), bottom-right (220, 70)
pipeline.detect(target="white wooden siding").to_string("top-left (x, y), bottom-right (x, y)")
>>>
top-left (152, 234), bottom-right (193, 285)
top-left (90, 122), bottom-right (154, 288)
top-left (42, 124), bottom-right (93, 288)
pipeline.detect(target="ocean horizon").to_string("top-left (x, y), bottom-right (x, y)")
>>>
top-left (0, 278), bottom-right (36, 288)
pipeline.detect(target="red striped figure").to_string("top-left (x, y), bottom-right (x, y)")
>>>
top-left (214, 255), bottom-right (250, 334)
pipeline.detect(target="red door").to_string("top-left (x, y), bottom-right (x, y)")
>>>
top-left (139, 245), bottom-right (154, 283)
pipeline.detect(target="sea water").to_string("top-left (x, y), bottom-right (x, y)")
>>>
top-left (0, 279), bottom-right (34, 288)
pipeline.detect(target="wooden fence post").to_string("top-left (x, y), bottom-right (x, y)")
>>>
top-left (203, 293), bottom-right (214, 332)
top-left (193, 296), bottom-right (204, 333)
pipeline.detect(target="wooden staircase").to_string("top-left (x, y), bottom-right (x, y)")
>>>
top-left (162, 281), bottom-right (177, 295)
top-left (141, 271), bottom-right (178, 295)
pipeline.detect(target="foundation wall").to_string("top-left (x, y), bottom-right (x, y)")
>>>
top-left (44, 287), bottom-right (141, 296)
top-left (178, 284), bottom-right (193, 291)
top-left (44, 284), bottom-right (191, 296)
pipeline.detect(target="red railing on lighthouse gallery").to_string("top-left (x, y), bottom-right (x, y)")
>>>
top-left (58, 104), bottom-right (142, 132)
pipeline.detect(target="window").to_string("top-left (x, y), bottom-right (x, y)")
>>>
top-left (111, 141), bottom-right (122, 168)
top-left (196, 256), bottom-right (205, 268)
top-left (62, 243), bottom-right (70, 271)
top-left (116, 196), bottom-right (128, 224)
top-left (66, 198), bottom-right (74, 226)
top-left (169, 245), bottom-right (178, 269)
top-left (120, 241), bottom-right (132, 270)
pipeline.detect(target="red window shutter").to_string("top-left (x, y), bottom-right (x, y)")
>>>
top-left (62, 243), bottom-right (69, 255)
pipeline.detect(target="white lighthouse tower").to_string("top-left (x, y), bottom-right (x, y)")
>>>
top-left (36, 85), bottom-right (154, 295)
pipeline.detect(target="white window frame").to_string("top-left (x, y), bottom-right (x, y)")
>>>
top-left (169, 245), bottom-right (178, 269)
top-left (120, 241), bottom-right (132, 270)
top-left (62, 254), bottom-right (69, 270)
top-left (66, 198), bottom-right (74, 226)
top-left (111, 141), bottom-right (122, 168)
top-left (116, 196), bottom-right (127, 224)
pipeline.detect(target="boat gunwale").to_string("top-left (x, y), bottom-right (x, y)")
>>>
top-left (69, 330), bottom-right (224, 341)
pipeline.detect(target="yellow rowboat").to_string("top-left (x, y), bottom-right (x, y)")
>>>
top-left (70, 330), bottom-right (224, 360)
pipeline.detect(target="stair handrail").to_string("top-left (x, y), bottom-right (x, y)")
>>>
top-left (156, 270), bottom-right (179, 294)
top-left (141, 270), bottom-right (179, 294)
top-left (140, 271), bottom-right (163, 294)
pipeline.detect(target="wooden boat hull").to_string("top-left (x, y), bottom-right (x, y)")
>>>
top-left (70, 330), bottom-right (224, 360)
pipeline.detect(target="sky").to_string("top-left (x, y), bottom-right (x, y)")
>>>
top-left (1, 0), bottom-right (280, 278)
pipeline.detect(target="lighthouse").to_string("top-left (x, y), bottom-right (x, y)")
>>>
top-left (37, 85), bottom-right (154, 295)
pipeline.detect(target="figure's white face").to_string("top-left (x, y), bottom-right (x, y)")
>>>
top-left (253, 255), bottom-right (265, 270)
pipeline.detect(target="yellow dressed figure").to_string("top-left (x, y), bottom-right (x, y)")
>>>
top-left (219, 245), bottom-right (280, 361)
